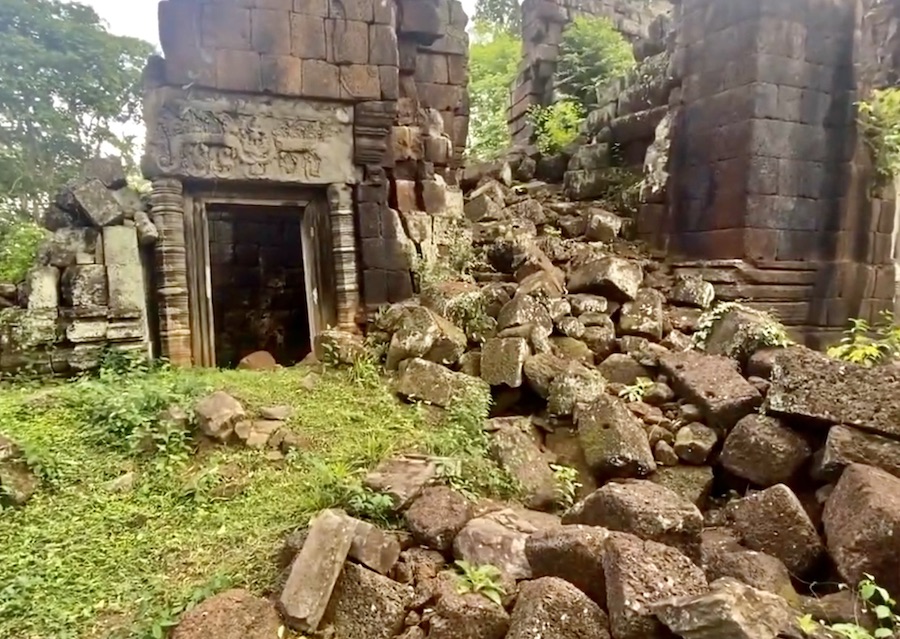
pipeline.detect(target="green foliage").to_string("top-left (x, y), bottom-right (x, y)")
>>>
top-left (454, 560), bottom-right (506, 606)
top-left (474, 0), bottom-right (522, 35)
top-left (618, 377), bottom-right (655, 403)
top-left (468, 21), bottom-right (521, 160)
top-left (800, 575), bottom-right (900, 639)
top-left (550, 463), bottom-right (581, 509)
top-left (528, 100), bottom-right (586, 155)
top-left (0, 220), bottom-right (45, 283)
top-left (828, 312), bottom-right (900, 367)
top-left (342, 481), bottom-right (397, 525)
top-left (556, 16), bottom-right (636, 109)
top-left (858, 88), bottom-right (900, 185)
top-left (693, 301), bottom-right (792, 352)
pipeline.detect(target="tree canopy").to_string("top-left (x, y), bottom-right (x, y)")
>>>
top-left (555, 16), bottom-right (635, 109)
top-left (0, 0), bottom-right (153, 220)
top-left (474, 0), bottom-right (522, 35)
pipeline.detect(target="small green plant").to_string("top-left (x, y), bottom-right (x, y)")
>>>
top-left (857, 88), bottom-right (900, 186)
top-left (828, 312), bottom-right (900, 367)
top-left (618, 377), bottom-right (654, 403)
top-left (550, 463), bottom-right (581, 509)
top-left (454, 560), bottom-right (506, 606)
top-left (528, 101), bottom-right (585, 155)
top-left (799, 574), bottom-right (900, 639)
top-left (0, 220), bottom-right (45, 284)
top-left (343, 481), bottom-right (396, 524)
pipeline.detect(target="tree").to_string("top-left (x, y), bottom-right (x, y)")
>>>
top-left (475, 0), bottom-right (522, 35)
top-left (0, 0), bottom-right (153, 221)
top-left (467, 21), bottom-right (521, 160)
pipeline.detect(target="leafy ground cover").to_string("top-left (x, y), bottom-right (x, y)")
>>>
top-left (0, 359), bottom-right (506, 639)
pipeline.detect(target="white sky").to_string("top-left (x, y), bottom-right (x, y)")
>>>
top-left (82, 0), bottom-right (480, 46)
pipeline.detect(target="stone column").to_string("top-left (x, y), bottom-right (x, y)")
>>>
top-left (327, 183), bottom-right (361, 331)
top-left (149, 178), bottom-right (192, 365)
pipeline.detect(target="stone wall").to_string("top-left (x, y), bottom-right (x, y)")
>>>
top-left (147, 0), bottom-right (471, 364)
top-left (508, 0), bottom-right (672, 144)
top-left (0, 161), bottom-right (154, 376)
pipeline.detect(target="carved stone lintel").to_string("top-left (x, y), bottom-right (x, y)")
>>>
top-left (150, 178), bottom-right (192, 366)
top-left (327, 183), bottom-right (360, 331)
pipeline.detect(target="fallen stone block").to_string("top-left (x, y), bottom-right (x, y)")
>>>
top-left (674, 423), bottom-right (718, 465)
top-left (194, 391), bottom-right (246, 442)
top-left (480, 337), bottom-right (530, 388)
top-left (350, 518), bottom-right (402, 575)
top-left (322, 563), bottom-right (413, 639)
top-left (704, 548), bottom-right (797, 601)
top-left (577, 395), bottom-right (656, 480)
top-left (172, 589), bottom-right (281, 639)
top-left (704, 305), bottom-right (788, 363)
top-left (279, 509), bottom-right (358, 632)
top-left (487, 417), bottom-right (557, 511)
top-left (604, 533), bottom-right (708, 639)
top-left (405, 486), bottom-right (473, 551)
top-left (669, 275), bottom-right (715, 309)
top-left (727, 484), bottom-right (824, 576)
top-left (563, 480), bottom-right (702, 559)
top-left (507, 577), bottom-right (611, 639)
top-left (525, 525), bottom-right (611, 606)
top-left (659, 351), bottom-right (762, 429)
top-left (585, 208), bottom-right (623, 242)
top-left (69, 178), bottom-right (125, 227)
top-left (824, 464), bottom-right (900, 595)
top-left (548, 362), bottom-right (607, 416)
top-left (649, 465), bottom-right (715, 508)
top-left (720, 414), bottom-right (811, 486)
top-left (567, 256), bottom-right (643, 301)
top-left (619, 287), bottom-right (665, 341)
top-left (394, 358), bottom-right (489, 408)
top-left (364, 455), bottom-right (438, 510)
top-left (766, 347), bottom-right (900, 439)
top-left (427, 572), bottom-right (510, 639)
top-left (815, 424), bottom-right (900, 481)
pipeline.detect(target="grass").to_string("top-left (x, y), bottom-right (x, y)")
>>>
top-left (0, 359), bottom-right (507, 639)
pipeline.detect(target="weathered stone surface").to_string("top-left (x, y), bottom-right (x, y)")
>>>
top-left (454, 508), bottom-right (560, 581)
top-left (194, 391), bottom-right (246, 442)
top-left (70, 178), bottom-right (124, 227)
top-left (670, 276), bottom-right (715, 309)
top-left (619, 288), bottom-right (665, 340)
top-left (323, 563), bottom-right (413, 639)
top-left (60, 264), bottom-right (107, 308)
top-left (428, 573), bottom-right (510, 639)
top-left (577, 395), bottom-right (656, 480)
top-left (237, 350), bottom-right (277, 370)
top-left (727, 485), bottom-right (824, 576)
top-left (585, 209), bottom-right (624, 242)
top-left (386, 306), bottom-right (466, 369)
top-left (279, 509), bottom-right (357, 632)
top-left (660, 351), bottom-right (762, 429)
top-left (720, 415), bottom-right (811, 486)
top-left (766, 347), bottom-right (900, 438)
top-left (570, 294), bottom-right (609, 316)
top-left (824, 464), bottom-right (900, 595)
top-left (42, 228), bottom-right (98, 267)
top-left (704, 306), bottom-right (786, 363)
top-left (172, 589), bottom-right (280, 639)
top-left (563, 480), bottom-right (702, 558)
top-left (497, 294), bottom-right (553, 335)
top-left (654, 578), bottom-right (793, 639)
top-left (649, 465), bottom-right (715, 508)
top-left (395, 358), bottom-right (488, 408)
top-left (674, 423), bottom-right (718, 465)
top-left (487, 417), bottom-right (557, 511)
top-left (567, 257), bottom-right (643, 301)
top-left (507, 577), bottom-right (611, 639)
top-left (351, 518), bottom-right (402, 576)
top-left (604, 533), bottom-right (708, 639)
top-left (815, 424), bottom-right (900, 481)
top-left (598, 353), bottom-right (651, 386)
top-left (547, 363), bottom-right (607, 416)
top-left (525, 525), bottom-right (611, 605)
top-left (481, 337), bottom-right (529, 388)
top-left (704, 548), bottom-right (796, 601)
top-left (405, 486), bottom-right (472, 551)
top-left (365, 456), bottom-right (437, 510)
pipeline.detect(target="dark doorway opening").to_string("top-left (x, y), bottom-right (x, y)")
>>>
top-left (207, 204), bottom-right (310, 367)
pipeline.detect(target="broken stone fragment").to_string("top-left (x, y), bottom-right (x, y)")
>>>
top-left (26, 266), bottom-right (60, 310)
top-left (649, 465), bottom-right (715, 508)
top-left (315, 329), bottom-right (367, 365)
top-left (279, 509), bottom-right (358, 633)
top-left (171, 589), bottom-right (281, 639)
top-left (426, 572), bottom-right (510, 639)
top-left (704, 547), bottom-right (797, 601)
top-left (584, 208), bottom-right (624, 242)
top-left (567, 256), bottom-right (643, 301)
top-left (507, 576), bottom-right (612, 639)
top-left (548, 363), bottom-right (607, 416)
top-left (563, 480), bottom-right (702, 559)
top-left (523, 351), bottom-right (569, 398)
top-left (487, 417), bottom-right (557, 511)
top-left (577, 395), bottom-right (656, 480)
top-left (82, 155), bottom-right (127, 189)
top-left (364, 455), bottom-right (438, 511)
top-left (497, 293), bottom-right (553, 335)
top-left (385, 306), bottom-right (466, 370)
top-left (569, 294), bottom-right (609, 315)
top-left (604, 533), bottom-right (708, 639)
top-left (237, 351), bottom-right (277, 370)
top-left (525, 524), bottom-right (610, 606)
top-left (619, 287), bottom-right (666, 341)
top-left (41, 228), bottom-right (98, 268)
top-left (669, 275), bottom-right (715, 309)
top-left (824, 463), bottom-right (900, 595)
top-left (653, 577), bottom-right (794, 639)
top-left (69, 178), bottom-right (125, 227)
top-left (60, 265), bottom-right (107, 309)
top-left (720, 415), bottom-right (811, 486)
top-left (0, 435), bottom-right (38, 507)
top-left (133, 211), bottom-right (159, 244)
top-left (194, 391), bottom-right (246, 442)
top-left (322, 562), bottom-right (413, 639)
top-left (480, 337), bottom-right (530, 388)
top-left (815, 424), bottom-right (900, 481)
top-left (674, 423), bottom-right (718, 465)
top-left (405, 486), bottom-right (473, 551)
top-left (727, 484), bottom-right (824, 576)
top-left (597, 353), bottom-right (651, 386)
top-left (704, 305), bottom-right (788, 363)
top-left (394, 358), bottom-right (488, 409)
top-left (660, 351), bottom-right (762, 429)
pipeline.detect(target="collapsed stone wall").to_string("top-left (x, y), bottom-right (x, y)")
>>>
top-left (0, 159), bottom-right (154, 376)
top-left (508, 0), bottom-right (673, 145)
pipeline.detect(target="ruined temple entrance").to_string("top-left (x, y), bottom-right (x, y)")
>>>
top-left (180, 190), bottom-right (335, 368)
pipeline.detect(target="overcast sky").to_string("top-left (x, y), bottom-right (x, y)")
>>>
top-left (82, 0), bottom-right (480, 46)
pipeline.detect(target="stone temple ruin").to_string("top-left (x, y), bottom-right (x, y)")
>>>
top-left (4, 0), bottom-right (900, 373)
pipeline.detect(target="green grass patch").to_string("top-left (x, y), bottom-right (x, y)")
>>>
top-left (0, 361), bottom-right (510, 639)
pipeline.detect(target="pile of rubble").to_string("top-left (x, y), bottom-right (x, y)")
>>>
top-left (170, 172), bottom-right (900, 639)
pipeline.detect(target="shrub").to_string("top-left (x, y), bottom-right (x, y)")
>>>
top-left (528, 100), bottom-right (586, 154)
top-left (0, 220), bottom-right (45, 284)
top-left (556, 16), bottom-right (636, 109)
top-left (858, 88), bottom-right (900, 185)
top-left (799, 574), bottom-right (900, 638)
top-left (828, 312), bottom-right (900, 367)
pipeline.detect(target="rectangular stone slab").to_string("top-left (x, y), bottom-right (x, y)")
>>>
top-left (766, 347), bottom-right (900, 439)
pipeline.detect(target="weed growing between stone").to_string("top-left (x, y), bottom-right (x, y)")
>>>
top-left (453, 560), bottom-right (506, 606)
top-left (0, 360), bottom-right (512, 638)
top-left (799, 575), bottom-right (900, 639)
top-left (827, 312), bottom-right (900, 367)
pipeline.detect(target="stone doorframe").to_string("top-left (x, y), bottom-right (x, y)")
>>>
top-left (148, 178), bottom-right (360, 367)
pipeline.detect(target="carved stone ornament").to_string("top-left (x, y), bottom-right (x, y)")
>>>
top-left (143, 87), bottom-right (356, 185)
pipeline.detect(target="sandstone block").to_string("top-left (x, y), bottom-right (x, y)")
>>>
top-left (28, 266), bottom-right (60, 310)
top-left (405, 486), bottom-right (472, 551)
top-left (340, 64), bottom-right (380, 100)
top-left (567, 256), bottom-right (643, 301)
top-left (251, 8), bottom-right (291, 54)
top-left (481, 337), bottom-right (529, 388)
top-left (507, 577), bottom-right (611, 639)
top-left (302, 59), bottom-right (340, 98)
top-left (172, 589), bottom-right (280, 639)
top-left (61, 265), bottom-right (107, 308)
top-left (669, 275), bottom-right (715, 309)
top-left (194, 391), bottom-right (246, 442)
top-left (526, 525), bottom-right (610, 605)
top-left (815, 424), bottom-right (900, 481)
top-left (323, 563), bottom-right (413, 639)
top-left (487, 416), bottom-right (556, 511)
top-left (291, 13), bottom-right (327, 59)
top-left (720, 415), bottom-right (811, 486)
top-left (585, 208), bottom-right (624, 242)
top-left (620, 288), bottom-right (665, 340)
top-left (215, 49), bottom-right (262, 93)
top-left (365, 455), bottom-right (438, 510)
top-left (548, 363), bottom-right (607, 416)
top-left (674, 423), bottom-right (718, 465)
top-left (577, 395), bottom-right (656, 480)
top-left (327, 18), bottom-right (369, 64)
